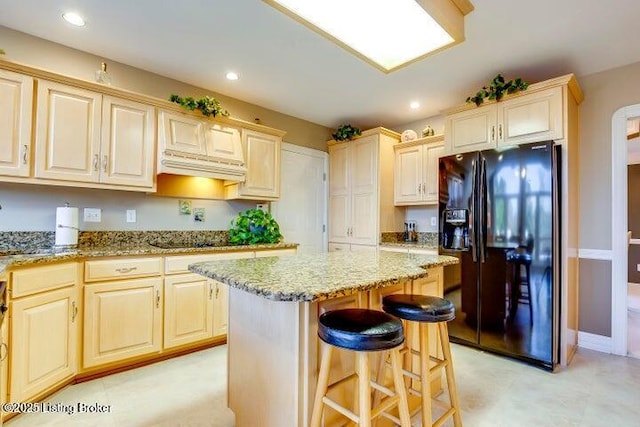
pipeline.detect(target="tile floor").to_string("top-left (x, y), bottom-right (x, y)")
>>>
top-left (5, 344), bottom-right (640, 426)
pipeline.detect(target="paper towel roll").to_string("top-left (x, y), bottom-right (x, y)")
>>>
top-left (55, 206), bottom-right (79, 247)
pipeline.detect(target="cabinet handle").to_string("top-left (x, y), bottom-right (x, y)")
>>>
top-left (499, 124), bottom-right (503, 140)
top-left (215, 284), bottom-right (220, 299)
top-left (93, 154), bottom-right (99, 171)
top-left (209, 283), bottom-right (214, 300)
top-left (491, 125), bottom-right (495, 141)
top-left (156, 290), bottom-right (160, 308)
top-left (0, 343), bottom-right (7, 362)
top-left (418, 183), bottom-right (422, 194)
top-left (22, 145), bottom-right (28, 164)
top-left (71, 301), bottom-right (78, 323)
top-left (102, 155), bottom-right (108, 172)
top-left (115, 266), bottom-right (137, 274)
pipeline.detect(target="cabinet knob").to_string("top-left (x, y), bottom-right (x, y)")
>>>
top-left (71, 301), bottom-right (78, 322)
top-left (499, 124), bottom-right (503, 140)
top-left (491, 126), bottom-right (495, 142)
top-left (22, 145), bottom-right (28, 165)
top-left (93, 154), bottom-right (99, 171)
top-left (156, 290), bottom-right (160, 308)
top-left (102, 155), bottom-right (108, 172)
top-left (0, 342), bottom-right (7, 362)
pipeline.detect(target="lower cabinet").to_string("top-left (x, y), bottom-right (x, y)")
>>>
top-left (164, 274), bottom-right (214, 349)
top-left (10, 285), bottom-right (78, 402)
top-left (83, 277), bottom-right (162, 369)
top-left (328, 243), bottom-right (377, 252)
top-left (212, 280), bottom-right (228, 337)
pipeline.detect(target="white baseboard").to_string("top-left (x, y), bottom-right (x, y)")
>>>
top-left (577, 248), bottom-right (613, 260)
top-left (578, 331), bottom-right (612, 353)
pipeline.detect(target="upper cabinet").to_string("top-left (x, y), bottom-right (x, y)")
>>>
top-left (157, 110), bottom-right (247, 181)
top-left (34, 80), bottom-right (155, 189)
top-left (224, 129), bottom-right (283, 200)
top-left (0, 69), bottom-right (33, 177)
top-left (444, 85), bottom-right (564, 154)
top-left (394, 135), bottom-right (444, 205)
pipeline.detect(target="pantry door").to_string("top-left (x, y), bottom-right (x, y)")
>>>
top-left (271, 143), bottom-right (328, 254)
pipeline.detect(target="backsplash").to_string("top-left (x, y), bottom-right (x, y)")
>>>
top-left (0, 230), bottom-right (230, 250)
top-left (380, 232), bottom-right (439, 247)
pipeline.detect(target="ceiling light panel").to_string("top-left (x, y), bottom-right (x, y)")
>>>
top-left (62, 12), bottom-right (85, 26)
top-left (265, 0), bottom-right (473, 73)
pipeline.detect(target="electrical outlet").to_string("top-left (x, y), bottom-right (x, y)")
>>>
top-left (83, 208), bottom-right (101, 222)
top-left (430, 217), bottom-right (437, 227)
top-left (637, 264), bottom-right (640, 272)
top-left (126, 209), bottom-right (136, 223)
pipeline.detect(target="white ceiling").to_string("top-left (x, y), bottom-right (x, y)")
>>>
top-left (2, 0), bottom-right (640, 129)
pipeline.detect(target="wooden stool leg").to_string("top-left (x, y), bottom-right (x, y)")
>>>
top-left (310, 343), bottom-right (333, 427)
top-left (356, 352), bottom-right (372, 427)
top-left (390, 347), bottom-right (412, 427)
top-left (438, 322), bottom-right (462, 427)
top-left (419, 322), bottom-right (432, 427)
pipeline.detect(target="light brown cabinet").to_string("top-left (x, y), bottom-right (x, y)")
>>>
top-left (225, 129), bottom-right (282, 200)
top-left (83, 277), bottom-right (163, 368)
top-left (0, 69), bottom-right (33, 178)
top-left (164, 274), bottom-right (214, 349)
top-left (8, 263), bottom-right (79, 403)
top-left (444, 86), bottom-right (563, 154)
top-left (35, 80), bottom-right (155, 189)
top-left (212, 280), bottom-right (228, 337)
top-left (394, 136), bottom-right (444, 205)
top-left (328, 128), bottom-right (403, 249)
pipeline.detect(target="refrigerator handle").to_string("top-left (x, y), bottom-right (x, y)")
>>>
top-left (479, 156), bottom-right (487, 263)
top-left (470, 158), bottom-right (477, 262)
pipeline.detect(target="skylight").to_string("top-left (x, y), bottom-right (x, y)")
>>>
top-left (265, 0), bottom-right (473, 73)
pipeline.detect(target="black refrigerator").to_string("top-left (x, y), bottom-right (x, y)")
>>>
top-left (438, 141), bottom-right (560, 370)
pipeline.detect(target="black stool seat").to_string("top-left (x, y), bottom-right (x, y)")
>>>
top-left (382, 294), bottom-right (455, 323)
top-left (318, 309), bottom-right (404, 351)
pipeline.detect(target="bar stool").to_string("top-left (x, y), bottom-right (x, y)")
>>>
top-left (506, 247), bottom-right (533, 325)
top-left (310, 308), bottom-right (411, 427)
top-left (382, 294), bottom-right (462, 427)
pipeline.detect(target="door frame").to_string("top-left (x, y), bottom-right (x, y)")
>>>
top-left (611, 103), bottom-right (640, 355)
top-left (274, 142), bottom-right (329, 252)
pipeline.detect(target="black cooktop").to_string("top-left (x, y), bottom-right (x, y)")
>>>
top-left (148, 241), bottom-right (226, 249)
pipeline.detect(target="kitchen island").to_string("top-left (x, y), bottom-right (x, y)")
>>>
top-left (189, 250), bottom-right (458, 427)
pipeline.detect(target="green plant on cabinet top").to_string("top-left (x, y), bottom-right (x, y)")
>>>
top-left (332, 124), bottom-right (362, 141)
top-left (169, 94), bottom-right (230, 118)
top-left (229, 208), bottom-right (283, 245)
top-left (466, 74), bottom-right (529, 106)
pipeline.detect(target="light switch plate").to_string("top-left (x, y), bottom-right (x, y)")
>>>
top-left (126, 209), bottom-right (136, 223)
top-left (84, 208), bottom-right (101, 222)
top-left (430, 217), bottom-right (437, 226)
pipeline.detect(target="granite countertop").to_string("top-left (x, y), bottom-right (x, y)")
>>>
top-left (378, 242), bottom-right (438, 250)
top-left (189, 251), bottom-right (459, 302)
top-left (0, 242), bottom-right (298, 274)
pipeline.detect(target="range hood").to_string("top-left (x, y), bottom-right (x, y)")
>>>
top-left (158, 150), bottom-right (246, 181)
top-left (157, 110), bottom-right (247, 181)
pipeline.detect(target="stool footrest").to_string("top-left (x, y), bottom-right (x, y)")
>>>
top-left (371, 395), bottom-right (400, 420)
top-left (327, 372), bottom-right (357, 390)
top-left (322, 396), bottom-right (359, 423)
top-left (433, 407), bottom-right (457, 427)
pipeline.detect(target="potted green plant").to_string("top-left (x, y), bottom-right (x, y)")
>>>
top-left (466, 74), bottom-right (529, 106)
top-left (229, 208), bottom-right (283, 245)
top-left (169, 94), bottom-right (230, 118)
top-left (332, 124), bottom-right (362, 141)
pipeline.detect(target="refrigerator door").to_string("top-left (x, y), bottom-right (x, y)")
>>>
top-left (439, 152), bottom-right (481, 344)
top-left (479, 142), bottom-right (555, 367)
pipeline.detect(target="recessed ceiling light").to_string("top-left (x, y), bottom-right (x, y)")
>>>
top-left (410, 101), bottom-right (421, 109)
top-left (226, 72), bottom-right (239, 81)
top-left (264, 0), bottom-right (473, 73)
top-left (62, 12), bottom-right (85, 27)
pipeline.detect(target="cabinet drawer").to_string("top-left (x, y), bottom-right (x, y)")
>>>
top-left (11, 262), bottom-right (77, 298)
top-left (84, 257), bottom-right (162, 282)
top-left (164, 251), bottom-right (254, 275)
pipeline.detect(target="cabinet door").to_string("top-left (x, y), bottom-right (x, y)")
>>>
top-left (164, 274), bottom-right (214, 349)
top-left (212, 280), bottom-right (229, 337)
top-left (423, 142), bottom-right (444, 203)
top-left (0, 70), bottom-right (32, 177)
top-left (83, 278), bottom-right (162, 368)
top-left (445, 105), bottom-right (497, 154)
top-left (498, 87), bottom-right (563, 147)
top-left (328, 143), bottom-right (351, 243)
top-left (158, 110), bottom-right (206, 155)
top-left (35, 80), bottom-right (102, 182)
top-left (10, 286), bottom-right (78, 402)
top-left (369, 281), bottom-right (408, 311)
top-left (239, 129), bottom-right (281, 199)
top-left (394, 144), bottom-right (423, 205)
top-left (203, 123), bottom-right (244, 165)
top-left (350, 136), bottom-right (378, 246)
top-left (100, 96), bottom-right (155, 187)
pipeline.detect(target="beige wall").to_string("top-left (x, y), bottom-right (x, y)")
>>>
top-left (0, 25), bottom-right (331, 152)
